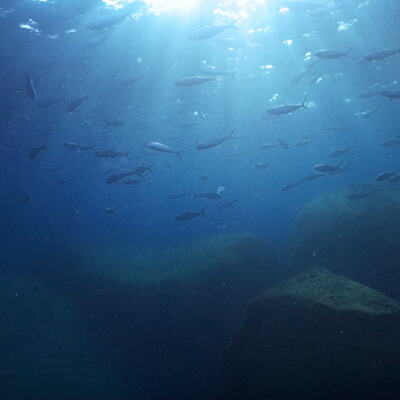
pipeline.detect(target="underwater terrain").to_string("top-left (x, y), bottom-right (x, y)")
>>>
top-left (1, 0), bottom-right (400, 398)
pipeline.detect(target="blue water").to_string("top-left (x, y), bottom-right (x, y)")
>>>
top-left (1, 0), bottom-right (400, 398)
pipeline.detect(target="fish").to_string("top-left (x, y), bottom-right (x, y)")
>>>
top-left (355, 107), bottom-right (379, 119)
top-left (376, 172), bottom-right (395, 181)
top-left (291, 67), bottom-right (314, 84)
top-left (381, 90), bottom-right (400, 100)
top-left (180, 121), bottom-right (201, 129)
top-left (328, 148), bottom-right (351, 158)
top-left (28, 145), bottom-right (46, 160)
top-left (143, 142), bottom-right (184, 158)
top-left (86, 5), bottom-right (139, 30)
top-left (134, 163), bottom-right (153, 177)
top-left (294, 139), bottom-right (312, 147)
top-left (314, 49), bottom-right (351, 60)
top-left (25, 75), bottom-right (36, 99)
top-left (219, 198), bottom-right (239, 210)
top-left (120, 75), bottom-right (143, 87)
top-left (380, 139), bottom-right (400, 147)
top-left (278, 139), bottom-right (289, 149)
top-left (196, 130), bottom-right (236, 150)
top-left (104, 207), bottom-right (115, 214)
top-left (322, 126), bottom-right (348, 132)
top-left (175, 76), bottom-right (215, 87)
top-left (200, 65), bottom-right (236, 79)
top-left (347, 192), bottom-right (373, 200)
top-left (256, 162), bottom-right (270, 170)
top-left (168, 191), bottom-right (192, 199)
top-left (355, 91), bottom-right (378, 99)
top-left (106, 170), bottom-right (135, 184)
top-left (37, 96), bottom-right (64, 108)
top-left (193, 192), bottom-right (222, 200)
top-left (314, 163), bottom-right (346, 173)
top-left (260, 143), bottom-right (277, 150)
top-left (63, 142), bottom-right (95, 152)
top-left (266, 98), bottom-right (307, 115)
top-left (104, 119), bottom-right (125, 128)
top-left (388, 174), bottom-right (400, 183)
top-left (174, 209), bottom-right (205, 221)
top-left (20, 195), bottom-right (32, 203)
top-left (67, 95), bottom-right (88, 112)
top-left (187, 20), bottom-right (238, 40)
top-left (95, 149), bottom-right (129, 159)
top-left (281, 181), bottom-right (302, 191)
top-left (363, 48), bottom-right (400, 62)
top-left (301, 172), bottom-right (325, 182)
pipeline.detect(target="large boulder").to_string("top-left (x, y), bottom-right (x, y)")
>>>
top-left (5, 233), bottom-right (279, 400)
top-left (285, 182), bottom-right (400, 297)
top-left (215, 267), bottom-right (400, 400)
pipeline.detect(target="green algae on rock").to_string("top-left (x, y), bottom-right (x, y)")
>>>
top-left (216, 267), bottom-right (400, 400)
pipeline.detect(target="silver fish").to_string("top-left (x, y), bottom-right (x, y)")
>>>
top-left (193, 192), bottom-right (222, 200)
top-left (196, 130), bottom-right (236, 150)
top-left (256, 162), bottom-right (270, 170)
top-left (266, 98), bottom-right (307, 115)
top-left (381, 90), bottom-right (400, 99)
top-left (328, 148), bottom-right (351, 158)
top-left (219, 198), bottom-right (239, 210)
top-left (281, 181), bottom-right (302, 191)
top-left (63, 142), bottom-right (95, 152)
top-left (363, 48), bottom-right (400, 62)
top-left (143, 142), bottom-right (184, 158)
top-left (314, 49), bottom-right (351, 59)
top-left (95, 149), bottom-right (129, 159)
top-left (314, 163), bottom-right (346, 173)
top-left (380, 139), bottom-right (400, 147)
top-left (355, 107), bottom-right (379, 119)
top-left (28, 145), bottom-right (46, 160)
top-left (187, 20), bottom-right (238, 40)
top-left (376, 172), bottom-right (395, 181)
top-left (86, 4), bottom-right (140, 30)
top-left (301, 173), bottom-right (325, 182)
top-left (67, 95), bottom-right (88, 112)
top-left (175, 76), bottom-right (215, 87)
top-left (25, 75), bottom-right (36, 99)
top-left (200, 65), bottom-right (236, 79)
top-left (106, 170), bottom-right (134, 184)
top-left (174, 209), bottom-right (205, 221)
top-left (168, 191), bottom-right (192, 200)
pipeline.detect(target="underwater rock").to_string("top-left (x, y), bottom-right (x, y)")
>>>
top-left (30, 233), bottom-right (279, 400)
top-left (215, 267), bottom-right (400, 400)
top-left (285, 183), bottom-right (400, 298)
top-left (0, 268), bottom-right (115, 400)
